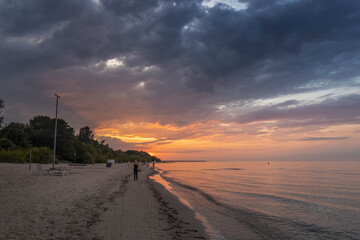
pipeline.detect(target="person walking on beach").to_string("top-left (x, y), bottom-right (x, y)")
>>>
top-left (133, 160), bottom-right (139, 181)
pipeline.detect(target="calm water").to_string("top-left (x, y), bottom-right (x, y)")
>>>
top-left (151, 161), bottom-right (360, 240)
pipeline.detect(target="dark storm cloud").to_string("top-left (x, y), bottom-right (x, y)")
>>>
top-left (1, 0), bottom-right (360, 132)
top-left (181, 0), bottom-right (360, 93)
top-left (0, 0), bottom-right (85, 35)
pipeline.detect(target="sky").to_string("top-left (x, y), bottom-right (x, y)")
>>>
top-left (1, 0), bottom-right (360, 161)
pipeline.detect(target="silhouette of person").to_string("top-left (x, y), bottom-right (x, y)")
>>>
top-left (133, 160), bottom-right (139, 181)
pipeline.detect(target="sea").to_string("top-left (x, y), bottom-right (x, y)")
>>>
top-left (150, 161), bottom-right (360, 240)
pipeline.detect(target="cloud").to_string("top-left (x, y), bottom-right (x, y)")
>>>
top-left (293, 137), bottom-right (349, 141)
top-left (0, 0), bottom-right (360, 156)
top-left (96, 136), bottom-right (139, 150)
top-left (236, 94), bottom-right (360, 127)
top-left (0, 0), bottom-right (85, 36)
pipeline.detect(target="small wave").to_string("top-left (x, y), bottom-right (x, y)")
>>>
top-left (223, 168), bottom-right (244, 171)
top-left (161, 176), bottom-right (291, 238)
top-left (184, 186), bottom-right (357, 239)
top-left (162, 176), bottom-right (360, 239)
top-left (173, 180), bottom-right (223, 207)
top-left (204, 168), bottom-right (244, 171)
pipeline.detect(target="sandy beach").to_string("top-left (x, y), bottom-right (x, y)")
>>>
top-left (0, 163), bottom-right (207, 240)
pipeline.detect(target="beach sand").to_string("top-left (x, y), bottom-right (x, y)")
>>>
top-left (0, 163), bottom-right (207, 240)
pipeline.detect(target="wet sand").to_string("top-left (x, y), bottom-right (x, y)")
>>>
top-left (0, 163), bottom-right (207, 240)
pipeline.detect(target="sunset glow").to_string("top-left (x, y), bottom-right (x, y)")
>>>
top-left (94, 120), bottom-right (360, 161)
top-left (2, 0), bottom-right (360, 161)
top-left (2, 2), bottom-right (360, 240)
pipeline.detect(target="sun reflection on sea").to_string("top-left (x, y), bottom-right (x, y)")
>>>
top-left (149, 170), bottom-right (173, 191)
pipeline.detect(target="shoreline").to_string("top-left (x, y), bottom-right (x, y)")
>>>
top-left (0, 163), bottom-right (208, 240)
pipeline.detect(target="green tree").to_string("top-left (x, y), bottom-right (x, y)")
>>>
top-left (75, 142), bottom-right (96, 163)
top-left (28, 115), bottom-right (54, 147)
top-left (0, 138), bottom-right (15, 150)
top-left (29, 147), bottom-right (53, 163)
top-left (125, 150), bottom-right (155, 162)
top-left (0, 122), bottom-right (30, 148)
top-left (78, 126), bottom-right (94, 144)
top-left (0, 112), bottom-right (161, 163)
top-left (0, 98), bottom-right (4, 128)
top-left (0, 149), bottom-right (26, 163)
top-left (55, 119), bottom-right (76, 160)
top-left (29, 115), bottom-right (76, 161)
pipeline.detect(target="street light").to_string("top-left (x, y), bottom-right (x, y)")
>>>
top-left (52, 94), bottom-right (60, 169)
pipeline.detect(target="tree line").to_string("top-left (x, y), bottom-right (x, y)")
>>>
top-left (0, 98), bottom-right (161, 164)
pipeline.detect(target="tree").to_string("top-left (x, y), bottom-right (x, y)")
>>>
top-left (75, 142), bottom-right (96, 163)
top-left (78, 126), bottom-right (94, 144)
top-left (0, 138), bottom-right (15, 150)
top-left (0, 122), bottom-right (30, 148)
top-left (28, 115), bottom-right (54, 147)
top-left (29, 115), bottom-right (76, 160)
top-left (124, 150), bottom-right (156, 162)
top-left (55, 119), bottom-right (76, 160)
top-left (0, 112), bottom-right (161, 163)
top-left (0, 98), bottom-right (4, 128)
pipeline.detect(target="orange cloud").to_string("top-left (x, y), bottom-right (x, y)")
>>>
top-left (94, 120), bottom-right (360, 161)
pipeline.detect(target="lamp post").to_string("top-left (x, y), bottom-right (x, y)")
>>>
top-left (52, 94), bottom-right (60, 169)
